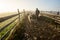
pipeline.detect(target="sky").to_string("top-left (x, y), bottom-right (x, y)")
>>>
top-left (0, 0), bottom-right (60, 13)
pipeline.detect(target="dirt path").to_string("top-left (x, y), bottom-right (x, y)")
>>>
top-left (23, 14), bottom-right (60, 40)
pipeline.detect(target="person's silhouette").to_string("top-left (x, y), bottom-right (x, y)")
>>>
top-left (35, 8), bottom-right (40, 19)
top-left (57, 11), bottom-right (59, 15)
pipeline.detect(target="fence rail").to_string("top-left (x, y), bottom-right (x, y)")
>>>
top-left (42, 13), bottom-right (60, 22)
top-left (0, 9), bottom-right (20, 40)
top-left (42, 13), bottom-right (60, 28)
top-left (0, 14), bottom-right (19, 23)
top-left (0, 17), bottom-right (18, 32)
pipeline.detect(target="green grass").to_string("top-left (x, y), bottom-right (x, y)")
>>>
top-left (0, 16), bottom-right (18, 39)
top-left (0, 21), bottom-right (17, 38)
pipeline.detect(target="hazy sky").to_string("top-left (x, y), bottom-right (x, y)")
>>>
top-left (0, 0), bottom-right (60, 12)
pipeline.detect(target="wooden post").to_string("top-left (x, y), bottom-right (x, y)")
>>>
top-left (23, 9), bottom-right (25, 13)
top-left (17, 9), bottom-right (20, 24)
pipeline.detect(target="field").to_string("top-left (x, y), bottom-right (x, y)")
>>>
top-left (6, 12), bottom-right (60, 40)
top-left (0, 12), bottom-right (60, 40)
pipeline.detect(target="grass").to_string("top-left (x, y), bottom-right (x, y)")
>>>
top-left (0, 22), bottom-right (16, 38)
top-left (0, 16), bottom-right (18, 39)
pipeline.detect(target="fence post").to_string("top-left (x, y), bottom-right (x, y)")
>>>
top-left (17, 9), bottom-right (20, 24)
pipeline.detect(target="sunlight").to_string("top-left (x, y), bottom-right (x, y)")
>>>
top-left (0, 0), bottom-right (59, 13)
top-left (0, 0), bottom-right (25, 13)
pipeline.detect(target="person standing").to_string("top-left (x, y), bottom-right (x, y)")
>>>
top-left (57, 11), bottom-right (59, 15)
top-left (35, 8), bottom-right (40, 19)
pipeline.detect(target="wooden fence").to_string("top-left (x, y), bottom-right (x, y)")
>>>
top-left (41, 13), bottom-right (60, 28)
top-left (0, 9), bottom-right (20, 40)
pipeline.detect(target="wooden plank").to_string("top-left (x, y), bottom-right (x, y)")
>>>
top-left (0, 22), bottom-right (17, 40)
top-left (0, 14), bottom-right (18, 23)
top-left (0, 17), bottom-right (18, 32)
top-left (42, 13), bottom-right (60, 24)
